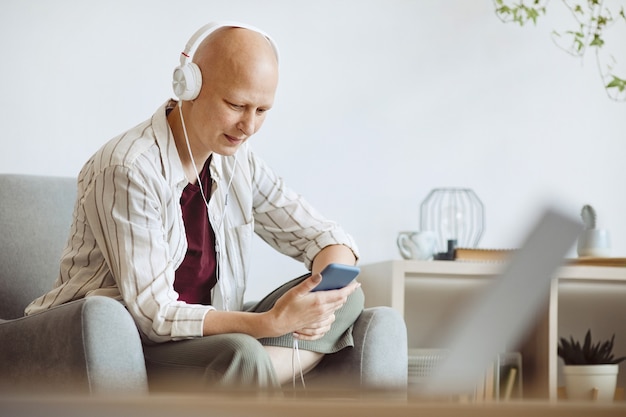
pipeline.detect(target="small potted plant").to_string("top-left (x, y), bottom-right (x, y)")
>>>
top-left (577, 204), bottom-right (611, 258)
top-left (558, 329), bottom-right (626, 401)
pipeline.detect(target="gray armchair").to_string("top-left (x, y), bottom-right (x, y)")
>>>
top-left (0, 174), bottom-right (407, 395)
top-left (0, 174), bottom-right (148, 395)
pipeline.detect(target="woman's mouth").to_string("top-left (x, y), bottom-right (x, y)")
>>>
top-left (225, 134), bottom-right (244, 145)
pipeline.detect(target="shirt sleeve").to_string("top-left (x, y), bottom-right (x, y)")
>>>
top-left (83, 164), bottom-right (212, 343)
top-left (248, 151), bottom-right (359, 270)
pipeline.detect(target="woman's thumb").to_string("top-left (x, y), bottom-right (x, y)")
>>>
top-left (298, 273), bottom-right (322, 293)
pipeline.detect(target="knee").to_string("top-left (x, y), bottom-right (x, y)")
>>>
top-left (339, 286), bottom-right (365, 322)
top-left (214, 334), bottom-right (278, 387)
top-left (219, 333), bottom-right (268, 362)
top-left (348, 286), bottom-right (365, 309)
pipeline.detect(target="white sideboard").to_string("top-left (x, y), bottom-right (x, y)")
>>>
top-left (358, 260), bottom-right (626, 400)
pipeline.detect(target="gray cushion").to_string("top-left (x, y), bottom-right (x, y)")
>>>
top-left (0, 174), bottom-right (76, 319)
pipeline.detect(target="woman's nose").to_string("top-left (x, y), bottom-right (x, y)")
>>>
top-left (237, 112), bottom-right (256, 136)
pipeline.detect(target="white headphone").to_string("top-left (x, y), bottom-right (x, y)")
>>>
top-left (172, 21), bottom-right (280, 101)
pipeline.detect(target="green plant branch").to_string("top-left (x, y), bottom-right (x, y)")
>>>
top-left (494, 0), bottom-right (626, 101)
top-left (494, 0), bottom-right (550, 25)
top-left (597, 48), bottom-right (626, 100)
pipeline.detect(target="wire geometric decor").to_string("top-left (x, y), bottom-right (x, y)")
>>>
top-left (419, 188), bottom-right (485, 253)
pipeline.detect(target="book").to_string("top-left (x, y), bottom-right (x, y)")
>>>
top-left (501, 367), bottom-right (518, 401)
top-left (454, 249), bottom-right (626, 267)
top-left (565, 257), bottom-right (626, 267)
top-left (454, 247), bottom-right (517, 263)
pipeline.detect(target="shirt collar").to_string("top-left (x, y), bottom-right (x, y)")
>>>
top-left (153, 99), bottom-right (188, 192)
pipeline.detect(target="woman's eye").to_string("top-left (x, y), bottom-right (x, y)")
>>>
top-left (227, 101), bottom-right (244, 110)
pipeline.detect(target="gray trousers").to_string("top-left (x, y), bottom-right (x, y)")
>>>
top-left (143, 274), bottom-right (364, 392)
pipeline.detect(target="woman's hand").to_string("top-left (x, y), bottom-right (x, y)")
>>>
top-left (268, 273), bottom-right (360, 341)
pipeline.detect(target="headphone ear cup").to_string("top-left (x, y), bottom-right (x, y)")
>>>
top-left (172, 62), bottom-right (202, 101)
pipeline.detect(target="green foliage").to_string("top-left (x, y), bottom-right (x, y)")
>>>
top-left (495, 0), bottom-right (547, 25)
top-left (558, 329), bottom-right (626, 365)
top-left (494, 0), bottom-right (626, 101)
top-left (494, 0), bottom-right (545, 25)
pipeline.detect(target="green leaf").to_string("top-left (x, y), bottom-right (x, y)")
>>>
top-left (558, 330), bottom-right (626, 365)
top-left (606, 76), bottom-right (626, 92)
top-left (496, 5), bottom-right (511, 15)
top-left (590, 34), bottom-right (604, 48)
top-left (527, 8), bottom-right (540, 24)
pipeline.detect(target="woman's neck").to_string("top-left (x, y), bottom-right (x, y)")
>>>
top-left (167, 101), bottom-right (211, 184)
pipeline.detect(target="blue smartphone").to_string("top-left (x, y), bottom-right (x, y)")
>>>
top-left (311, 263), bottom-right (360, 292)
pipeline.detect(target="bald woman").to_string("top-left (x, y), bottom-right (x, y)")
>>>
top-left (26, 23), bottom-right (363, 391)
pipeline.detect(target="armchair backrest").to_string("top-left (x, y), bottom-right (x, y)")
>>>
top-left (0, 174), bottom-right (76, 319)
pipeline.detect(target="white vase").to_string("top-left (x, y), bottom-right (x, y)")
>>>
top-left (577, 229), bottom-right (611, 257)
top-left (563, 364), bottom-right (618, 402)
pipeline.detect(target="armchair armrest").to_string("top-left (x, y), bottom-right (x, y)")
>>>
top-left (314, 306), bottom-right (408, 390)
top-left (0, 296), bottom-right (148, 395)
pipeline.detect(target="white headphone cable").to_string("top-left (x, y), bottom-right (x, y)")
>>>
top-left (292, 337), bottom-right (306, 389)
top-left (179, 102), bottom-right (305, 384)
top-left (179, 101), bottom-right (210, 208)
top-left (178, 101), bottom-right (238, 311)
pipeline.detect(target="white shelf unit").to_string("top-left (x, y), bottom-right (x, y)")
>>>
top-left (358, 260), bottom-right (626, 400)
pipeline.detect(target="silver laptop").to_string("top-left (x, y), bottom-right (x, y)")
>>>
top-left (420, 207), bottom-right (581, 397)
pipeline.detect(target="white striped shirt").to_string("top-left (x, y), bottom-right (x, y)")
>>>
top-left (25, 100), bottom-right (359, 344)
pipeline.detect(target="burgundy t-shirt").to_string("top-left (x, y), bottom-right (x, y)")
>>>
top-left (174, 158), bottom-right (218, 305)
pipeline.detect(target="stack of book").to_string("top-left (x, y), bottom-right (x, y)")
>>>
top-left (453, 248), bottom-right (626, 267)
top-left (453, 248), bottom-right (516, 263)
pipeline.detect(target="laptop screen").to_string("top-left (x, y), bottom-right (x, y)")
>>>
top-left (421, 208), bottom-right (581, 397)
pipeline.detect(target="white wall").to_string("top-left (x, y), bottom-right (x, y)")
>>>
top-left (1, 0), bottom-right (625, 302)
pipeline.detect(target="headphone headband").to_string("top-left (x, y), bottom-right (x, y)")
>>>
top-left (179, 21), bottom-right (280, 66)
top-left (172, 21), bottom-right (279, 101)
